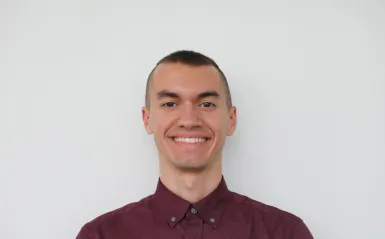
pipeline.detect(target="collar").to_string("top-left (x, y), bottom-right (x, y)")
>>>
top-left (151, 176), bottom-right (232, 229)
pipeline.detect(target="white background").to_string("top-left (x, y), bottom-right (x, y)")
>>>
top-left (1, 0), bottom-right (385, 238)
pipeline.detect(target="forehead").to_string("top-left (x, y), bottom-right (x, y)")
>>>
top-left (150, 63), bottom-right (224, 96)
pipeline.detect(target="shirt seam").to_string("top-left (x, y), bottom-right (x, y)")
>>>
top-left (82, 197), bottom-right (148, 237)
top-left (239, 195), bottom-right (304, 224)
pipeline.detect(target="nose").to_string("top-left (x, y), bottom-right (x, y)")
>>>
top-left (177, 103), bottom-right (202, 129)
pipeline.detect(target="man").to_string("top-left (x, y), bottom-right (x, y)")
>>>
top-left (75, 50), bottom-right (314, 239)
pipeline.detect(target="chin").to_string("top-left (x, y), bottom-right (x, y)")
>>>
top-left (171, 157), bottom-right (211, 172)
top-left (174, 163), bottom-right (208, 173)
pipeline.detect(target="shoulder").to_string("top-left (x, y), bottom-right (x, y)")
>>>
top-left (75, 195), bottom-right (153, 239)
top-left (233, 192), bottom-right (303, 222)
top-left (229, 192), bottom-right (313, 238)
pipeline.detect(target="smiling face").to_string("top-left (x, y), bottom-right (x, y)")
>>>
top-left (142, 62), bottom-right (237, 173)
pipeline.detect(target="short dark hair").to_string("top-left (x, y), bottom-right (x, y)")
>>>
top-left (145, 50), bottom-right (232, 108)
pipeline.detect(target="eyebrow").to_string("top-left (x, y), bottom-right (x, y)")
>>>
top-left (156, 90), bottom-right (180, 100)
top-left (156, 90), bottom-right (220, 100)
top-left (198, 91), bottom-right (220, 99)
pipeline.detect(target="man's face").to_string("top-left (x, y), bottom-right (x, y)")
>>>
top-left (142, 63), bottom-right (236, 172)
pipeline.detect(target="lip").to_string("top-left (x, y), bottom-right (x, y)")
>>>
top-left (170, 136), bottom-right (210, 139)
top-left (168, 134), bottom-right (212, 142)
top-left (168, 134), bottom-right (211, 139)
top-left (168, 136), bottom-right (211, 143)
top-left (168, 137), bottom-right (211, 149)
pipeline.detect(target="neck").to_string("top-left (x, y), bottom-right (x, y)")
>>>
top-left (159, 159), bottom-right (223, 203)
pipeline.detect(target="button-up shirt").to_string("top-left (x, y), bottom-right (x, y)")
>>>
top-left (75, 177), bottom-right (314, 239)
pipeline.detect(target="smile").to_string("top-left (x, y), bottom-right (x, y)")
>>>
top-left (171, 137), bottom-right (209, 143)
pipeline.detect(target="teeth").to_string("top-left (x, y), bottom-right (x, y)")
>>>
top-left (173, 137), bottom-right (207, 143)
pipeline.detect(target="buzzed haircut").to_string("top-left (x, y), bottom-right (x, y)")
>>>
top-left (145, 50), bottom-right (232, 108)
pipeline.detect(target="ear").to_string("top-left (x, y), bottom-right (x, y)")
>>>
top-left (227, 106), bottom-right (237, 136)
top-left (142, 107), bottom-right (153, 134)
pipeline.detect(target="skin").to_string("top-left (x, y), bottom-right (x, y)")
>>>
top-left (142, 62), bottom-right (237, 203)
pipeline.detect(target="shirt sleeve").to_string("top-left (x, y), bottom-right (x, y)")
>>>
top-left (293, 220), bottom-right (314, 239)
top-left (75, 224), bottom-right (90, 239)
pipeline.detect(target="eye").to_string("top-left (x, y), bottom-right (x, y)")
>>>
top-left (199, 102), bottom-right (216, 108)
top-left (162, 102), bottom-right (178, 108)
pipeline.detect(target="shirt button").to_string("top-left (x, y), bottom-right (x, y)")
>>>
top-left (191, 207), bottom-right (197, 214)
top-left (170, 216), bottom-right (176, 222)
top-left (210, 218), bottom-right (215, 223)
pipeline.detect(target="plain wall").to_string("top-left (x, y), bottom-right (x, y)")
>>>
top-left (1, 0), bottom-right (384, 238)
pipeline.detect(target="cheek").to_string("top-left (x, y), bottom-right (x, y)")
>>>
top-left (150, 113), bottom-right (172, 137)
top-left (206, 115), bottom-right (229, 136)
top-left (151, 121), bottom-right (165, 136)
top-left (150, 121), bottom-right (169, 151)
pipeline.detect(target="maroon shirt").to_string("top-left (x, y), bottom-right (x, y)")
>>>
top-left (76, 177), bottom-right (313, 239)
